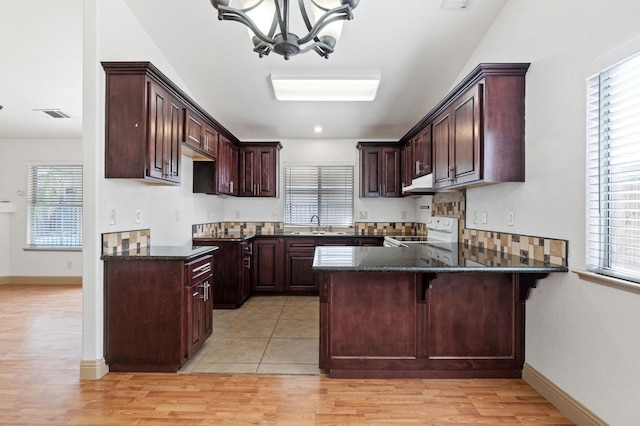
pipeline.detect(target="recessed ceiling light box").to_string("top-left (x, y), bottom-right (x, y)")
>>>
top-left (270, 74), bottom-right (380, 101)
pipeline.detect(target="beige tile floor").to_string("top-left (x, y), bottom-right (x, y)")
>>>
top-left (180, 295), bottom-right (324, 375)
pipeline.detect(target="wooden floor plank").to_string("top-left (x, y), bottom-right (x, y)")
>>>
top-left (0, 284), bottom-right (574, 424)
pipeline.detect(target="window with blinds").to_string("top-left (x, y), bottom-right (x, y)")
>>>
top-left (27, 164), bottom-right (83, 248)
top-left (284, 165), bottom-right (354, 227)
top-left (586, 52), bottom-right (640, 283)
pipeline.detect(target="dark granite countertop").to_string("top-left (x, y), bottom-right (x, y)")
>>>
top-left (312, 243), bottom-right (568, 273)
top-left (101, 245), bottom-right (218, 261)
top-left (194, 233), bottom-right (255, 242)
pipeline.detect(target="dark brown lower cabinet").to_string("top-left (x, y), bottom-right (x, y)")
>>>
top-left (198, 240), bottom-right (251, 308)
top-left (104, 254), bottom-right (213, 372)
top-left (319, 271), bottom-right (537, 379)
top-left (285, 238), bottom-right (317, 294)
top-left (253, 238), bottom-right (284, 293)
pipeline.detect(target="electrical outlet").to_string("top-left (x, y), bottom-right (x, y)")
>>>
top-left (359, 210), bottom-right (368, 220)
top-left (234, 210), bottom-right (240, 219)
top-left (481, 211), bottom-right (488, 224)
top-left (271, 211), bottom-right (278, 219)
top-left (400, 210), bottom-right (407, 220)
top-left (175, 210), bottom-right (181, 222)
top-left (66, 261), bottom-right (72, 269)
top-left (108, 208), bottom-right (116, 225)
top-left (473, 211), bottom-right (478, 225)
top-left (507, 211), bottom-right (515, 226)
top-left (135, 209), bottom-right (142, 223)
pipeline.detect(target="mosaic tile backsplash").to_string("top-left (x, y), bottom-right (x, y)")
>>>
top-left (354, 222), bottom-right (416, 236)
top-left (102, 229), bottom-right (150, 255)
top-left (432, 189), bottom-right (568, 266)
top-left (106, 189), bottom-right (567, 266)
top-left (193, 222), bottom-right (283, 237)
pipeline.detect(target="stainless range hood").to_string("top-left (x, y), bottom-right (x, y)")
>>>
top-left (402, 173), bottom-right (434, 194)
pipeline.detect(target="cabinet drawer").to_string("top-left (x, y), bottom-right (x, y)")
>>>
top-left (187, 255), bottom-right (213, 283)
top-left (286, 238), bottom-right (317, 250)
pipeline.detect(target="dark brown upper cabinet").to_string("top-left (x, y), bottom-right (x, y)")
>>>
top-left (400, 63), bottom-right (530, 191)
top-left (239, 143), bottom-right (282, 197)
top-left (102, 62), bottom-right (240, 186)
top-left (358, 142), bottom-right (401, 198)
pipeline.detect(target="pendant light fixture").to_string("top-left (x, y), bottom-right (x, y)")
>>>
top-left (209, 0), bottom-right (359, 60)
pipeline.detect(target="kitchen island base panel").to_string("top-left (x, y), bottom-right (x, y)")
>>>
top-left (319, 271), bottom-right (528, 379)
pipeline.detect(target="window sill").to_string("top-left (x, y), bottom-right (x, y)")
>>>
top-left (23, 246), bottom-right (82, 252)
top-left (572, 269), bottom-right (640, 295)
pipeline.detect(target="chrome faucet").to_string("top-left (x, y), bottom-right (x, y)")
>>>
top-left (310, 214), bottom-right (320, 232)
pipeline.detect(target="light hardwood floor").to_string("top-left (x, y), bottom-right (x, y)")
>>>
top-left (0, 284), bottom-right (574, 425)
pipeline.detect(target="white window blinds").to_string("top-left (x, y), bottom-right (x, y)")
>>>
top-left (27, 164), bottom-right (83, 248)
top-left (284, 165), bottom-right (354, 227)
top-left (586, 53), bottom-right (640, 283)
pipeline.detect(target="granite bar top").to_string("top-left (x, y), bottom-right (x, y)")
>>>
top-left (312, 243), bottom-right (568, 273)
top-left (101, 245), bottom-right (218, 261)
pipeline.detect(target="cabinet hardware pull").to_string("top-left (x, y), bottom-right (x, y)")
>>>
top-left (193, 291), bottom-right (199, 297)
top-left (415, 160), bottom-right (421, 175)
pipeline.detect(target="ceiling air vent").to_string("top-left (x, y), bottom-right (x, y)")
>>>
top-left (440, 0), bottom-right (475, 11)
top-left (34, 109), bottom-right (72, 118)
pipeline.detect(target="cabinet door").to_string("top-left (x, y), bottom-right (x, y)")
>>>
top-left (286, 251), bottom-right (316, 292)
top-left (184, 108), bottom-right (204, 153)
top-left (360, 147), bottom-right (381, 197)
top-left (147, 80), bottom-right (182, 184)
top-left (203, 124), bottom-right (218, 158)
top-left (416, 125), bottom-right (432, 177)
top-left (381, 147), bottom-right (400, 197)
top-left (239, 147), bottom-right (255, 196)
top-left (186, 281), bottom-right (204, 358)
top-left (217, 136), bottom-right (234, 195)
top-left (147, 80), bottom-right (169, 181)
top-left (256, 146), bottom-right (277, 197)
top-left (451, 84), bottom-right (482, 185)
top-left (432, 109), bottom-right (452, 188)
top-left (253, 238), bottom-right (284, 293)
top-left (428, 273), bottom-right (518, 362)
top-left (230, 144), bottom-right (239, 196)
top-left (166, 97), bottom-right (182, 183)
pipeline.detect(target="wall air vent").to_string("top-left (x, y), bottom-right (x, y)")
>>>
top-left (34, 109), bottom-right (72, 118)
top-left (440, 0), bottom-right (475, 11)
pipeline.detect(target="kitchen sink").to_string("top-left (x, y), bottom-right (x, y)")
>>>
top-left (289, 231), bottom-right (350, 236)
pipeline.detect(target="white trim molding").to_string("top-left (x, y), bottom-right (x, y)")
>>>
top-left (79, 358), bottom-right (109, 380)
top-left (522, 363), bottom-right (607, 426)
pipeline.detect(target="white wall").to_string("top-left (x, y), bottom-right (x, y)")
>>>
top-left (82, 0), bottom-right (228, 369)
top-left (459, 1), bottom-right (640, 424)
top-left (0, 138), bottom-right (83, 277)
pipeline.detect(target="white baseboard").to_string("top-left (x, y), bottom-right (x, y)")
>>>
top-left (522, 363), bottom-right (606, 426)
top-left (79, 358), bottom-right (109, 380)
top-left (0, 276), bottom-right (82, 285)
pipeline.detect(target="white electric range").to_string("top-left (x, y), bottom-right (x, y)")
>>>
top-left (383, 216), bottom-right (459, 265)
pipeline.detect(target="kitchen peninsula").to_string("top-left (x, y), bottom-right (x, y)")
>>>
top-left (313, 244), bottom-right (567, 379)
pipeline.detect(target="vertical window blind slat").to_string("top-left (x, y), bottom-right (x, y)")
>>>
top-left (27, 165), bottom-right (83, 247)
top-left (284, 165), bottom-right (354, 227)
top-left (586, 52), bottom-right (640, 283)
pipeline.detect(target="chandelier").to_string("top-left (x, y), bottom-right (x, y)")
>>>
top-left (209, 0), bottom-right (359, 60)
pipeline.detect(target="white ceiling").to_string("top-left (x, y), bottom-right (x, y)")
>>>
top-left (0, 0), bottom-right (508, 141)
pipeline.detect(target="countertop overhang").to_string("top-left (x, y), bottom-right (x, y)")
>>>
top-left (101, 244), bottom-right (218, 261)
top-left (312, 244), bottom-right (568, 273)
